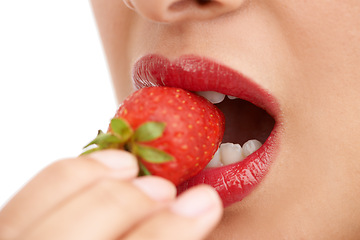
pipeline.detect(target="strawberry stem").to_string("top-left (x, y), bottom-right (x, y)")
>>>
top-left (139, 161), bottom-right (151, 176)
top-left (82, 117), bottom-right (175, 177)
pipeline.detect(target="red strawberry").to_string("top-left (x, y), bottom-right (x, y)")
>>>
top-left (83, 86), bottom-right (225, 186)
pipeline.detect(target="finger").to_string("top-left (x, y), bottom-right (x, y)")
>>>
top-left (0, 150), bottom-right (138, 239)
top-left (132, 176), bottom-right (177, 201)
top-left (20, 177), bottom-right (176, 240)
top-left (123, 185), bottom-right (223, 240)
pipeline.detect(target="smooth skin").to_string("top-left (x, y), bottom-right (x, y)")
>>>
top-left (0, 150), bottom-right (222, 239)
top-left (92, 0), bottom-right (360, 239)
top-left (1, 0), bottom-right (360, 239)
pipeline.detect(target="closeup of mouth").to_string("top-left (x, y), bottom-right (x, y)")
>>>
top-left (133, 54), bottom-right (281, 207)
top-left (197, 92), bottom-right (275, 168)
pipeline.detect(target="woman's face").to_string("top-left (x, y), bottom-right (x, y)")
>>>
top-left (91, 0), bottom-right (360, 239)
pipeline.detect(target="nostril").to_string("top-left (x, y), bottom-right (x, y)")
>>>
top-left (127, 0), bottom-right (246, 23)
top-left (197, 0), bottom-right (212, 5)
top-left (169, 0), bottom-right (220, 12)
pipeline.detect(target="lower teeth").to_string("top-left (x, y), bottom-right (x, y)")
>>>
top-left (243, 139), bottom-right (262, 157)
top-left (221, 143), bottom-right (243, 166)
top-left (206, 139), bottom-right (262, 168)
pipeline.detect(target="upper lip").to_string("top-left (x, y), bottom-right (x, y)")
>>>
top-left (132, 54), bottom-right (282, 207)
top-left (132, 54), bottom-right (280, 120)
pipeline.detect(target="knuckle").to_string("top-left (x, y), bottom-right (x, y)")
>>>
top-left (44, 157), bottom-right (102, 181)
top-left (45, 158), bottom-right (80, 180)
top-left (91, 179), bottom-right (156, 212)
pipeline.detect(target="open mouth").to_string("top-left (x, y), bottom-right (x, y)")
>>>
top-left (132, 54), bottom-right (281, 207)
top-left (196, 91), bottom-right (275, 168)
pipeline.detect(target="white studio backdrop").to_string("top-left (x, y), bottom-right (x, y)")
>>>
top-left (0, 1), bottom-right (118, 207)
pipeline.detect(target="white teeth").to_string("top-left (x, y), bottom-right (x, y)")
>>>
top-left (196, 91), bottom-right (238, 104)
top-left (196, 91), bottom-right (261, 167)
top-left (196, 91), bottom-right (225, 104)
top-left (227, 95), bottom-right (237, 100)
top-left (206, 139), bottom-right (263, 168)
top-left (206, 148), bottom-right (222, 168)
top-left (220, 143), bottom-right (245, 165)
top-left (242, 139), bottom-right (262, 157)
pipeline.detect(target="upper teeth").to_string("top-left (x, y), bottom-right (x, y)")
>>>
top-left (206, 139), bottom-right (262, 168)
top-left (196, 91), bottom-right (234, 103)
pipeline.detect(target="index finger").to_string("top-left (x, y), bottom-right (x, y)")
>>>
top-left (0, 150), bottom-right (138, 239)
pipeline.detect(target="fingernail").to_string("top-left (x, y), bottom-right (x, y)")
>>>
top-left (171, 185), bottom-right (222, 217)
top-left (132, 176), bottom-right (176, 201)
top-left (89, 150), bottom-right (138, 175)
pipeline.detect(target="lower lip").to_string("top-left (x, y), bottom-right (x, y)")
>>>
top-left (133, 54), bottom-right (281, 207)
top-left (177, 125), bottom-right (280, 207)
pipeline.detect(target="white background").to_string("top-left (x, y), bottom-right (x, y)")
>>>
top-left (0, 1), bottom-right (118, 207)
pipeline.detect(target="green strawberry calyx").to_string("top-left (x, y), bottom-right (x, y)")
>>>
top-left (81, 118), bottom-right (174, 175)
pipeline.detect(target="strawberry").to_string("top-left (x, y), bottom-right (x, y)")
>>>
top-left (83, 86), bottom-right (225, 186)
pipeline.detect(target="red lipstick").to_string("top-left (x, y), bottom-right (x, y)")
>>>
top-left (132, 54), bottom-right (281, 207)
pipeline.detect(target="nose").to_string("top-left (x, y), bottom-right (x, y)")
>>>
top-left (123, 0), bottom-right (246, 23)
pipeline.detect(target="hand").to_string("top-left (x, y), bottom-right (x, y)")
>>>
top-left (0, 150), bottom-right (223, 240)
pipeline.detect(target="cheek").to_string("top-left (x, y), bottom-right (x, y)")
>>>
top-left (270, 0), bottom-right (360, 76)
top-left (212, 2), bottom-right (360, 238)
top-left (262, 0), bottom-right (360, 152)
top-left (91, 0), bottom-right (136, 101)
top-left (266, 1), bottom-right (360, 237)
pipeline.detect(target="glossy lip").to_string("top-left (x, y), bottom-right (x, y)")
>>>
top-left (132, 54), bottom-right (282, 207)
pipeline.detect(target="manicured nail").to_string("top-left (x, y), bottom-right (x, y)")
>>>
top-left (171, 185), bottom-right (221, 217)
top-left (132, 176), bottom-right (176, 201)
top-left (89, 150), bottom-right (138, 177)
